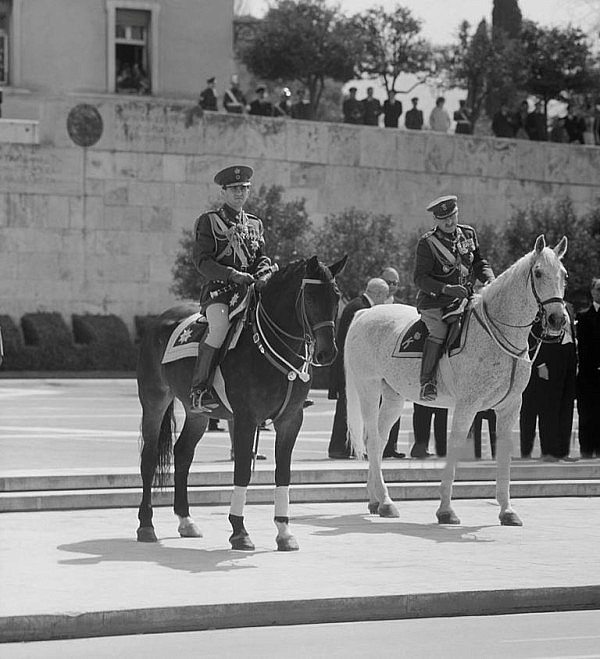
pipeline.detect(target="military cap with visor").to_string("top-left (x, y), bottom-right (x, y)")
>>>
top-left (426, 195), bottom-right (458, 220)
top-left (214, 165), bottom-right (254, 188)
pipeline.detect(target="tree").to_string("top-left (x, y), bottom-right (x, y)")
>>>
top-left (520, 22), bottom-right (598, 108)
top-left (492, 0), bottom-right (522, 39)
top-left (351, 5), bottom-right (434, 95)
top-left (312, 209), bottom-right (406, 299)
top-left (238, 0), bottom-right (360, 116)
top-left (171, 186), bottom-right (313, 301)
top-left (497, 197), bottom-right (600, 301)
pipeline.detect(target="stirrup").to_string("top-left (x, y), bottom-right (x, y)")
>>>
top-left (190, 387), bottom-right (219, 412)
top-left (420, 382), bottom-right (437, 401)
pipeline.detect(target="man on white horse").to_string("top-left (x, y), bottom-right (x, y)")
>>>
top-left (414, 194), bottom-right (495, 401)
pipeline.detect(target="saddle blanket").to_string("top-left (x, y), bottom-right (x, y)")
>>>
top-left (391, 319), bottom-right (427, 358)
top-left (161, 312), bottom-right (206, 364)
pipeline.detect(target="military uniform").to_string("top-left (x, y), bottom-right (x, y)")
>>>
top-left (193, 204), bottom-right (271, 309)
top-left (414, 223), bottom-right (494, 311)
top-left (414, 194), bottom-right (494, 400)
top-left (190, 164), bottom-right (272, 411)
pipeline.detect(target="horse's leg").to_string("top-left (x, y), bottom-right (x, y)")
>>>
top-left (228, 413), bottom-right (257, 550)
top-left (173, 410), bottom-right (209, 537)
top-left (436, 406), bottom-right (474, 525)
top-left (137, 395), bottom-right (173, 542)
top-left (362, 382), bottom-right (398, 518)
top-left (272, 407), bottom-right (303, 551)
top-left (495, 399), bottom-right (523, 526)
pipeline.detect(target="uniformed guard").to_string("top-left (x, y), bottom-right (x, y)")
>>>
top-left (413, 194), bottom-right (495, 401)
top-left (190, 165), bottom-right (273, 410)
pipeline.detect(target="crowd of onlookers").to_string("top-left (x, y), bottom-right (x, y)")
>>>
top-left (198, 75), bottom-right (600, 146)
top-left (198, 75), bottom-right (314, 119)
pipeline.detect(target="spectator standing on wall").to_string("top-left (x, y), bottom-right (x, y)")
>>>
top-left (343, 87), bottom-right (363, 124)
top-left (223, 74), bottom-right (247, 114)
top-left (491, 101), bottom-right (516, 138)
top-left (291, 88), bottom-right (313, 120)
top-left (383, 90), bottom-right (403, 128)
top-left (275, 87), bottom-right (292, 117)
top-left (361, 87), bottom-right (382, 126)
top-left (564, 105), bottom-right (586, 144)
top-left (526, 101), bottom-right (547, 141)
top-left (549, 116), bottom-right (569, 143)
top-left (199, 77), bottom-right (218, 111)
top-left (249, 86), bottom-right (275, 117)
top-left (453, 100), bottom-right (473, 135)
top-left (514, 100), bottom-right (530, 139)
top-left (576, 277), bottom-right (600, 459)
top-left (405, 97), bottom-right (424, 130)
top-left (593, 103), bottom-right (600, 145)
top-left (327, 278), bottom-right (390, 459)
top-left (429, 97), bottom-right (451, 133)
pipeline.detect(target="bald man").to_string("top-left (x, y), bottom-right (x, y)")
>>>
top-left (381, 266), bottom-right (400, 304)
top-left (328, 278), bottom-right (389, 458)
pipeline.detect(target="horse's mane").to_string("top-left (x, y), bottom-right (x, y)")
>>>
top-left (479, 248), bottom-right (536, 302)
top-left (264, 257), bottom-right (333, 292)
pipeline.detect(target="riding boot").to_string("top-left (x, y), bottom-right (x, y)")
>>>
top-left (419, 339), bottom-right (444, 401)
top-left (190, 343), bottom-right (219, 410)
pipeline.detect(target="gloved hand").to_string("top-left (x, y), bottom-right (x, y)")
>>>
top-left (443, 284), bottom-right (468, 299)
top-left (229, 271), bottom-right (255, 286)
top-left (254, 278), bottom-right (268, 292)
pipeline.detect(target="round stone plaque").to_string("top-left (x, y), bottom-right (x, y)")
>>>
top-left (67, 104), bottom-right (104, 147)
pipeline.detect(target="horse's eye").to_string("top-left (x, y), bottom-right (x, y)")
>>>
top-left (534, 270), bottom-right (542, 279)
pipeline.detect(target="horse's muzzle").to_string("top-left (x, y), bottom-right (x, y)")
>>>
top-left (314, 345), bottom-right (337, 367)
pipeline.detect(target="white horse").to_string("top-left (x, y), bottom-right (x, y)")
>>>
top-left (345, 235), bottom-right (568, 526)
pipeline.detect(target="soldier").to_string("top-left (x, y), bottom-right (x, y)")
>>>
top-left (413, 194), bottom-right (495, 401)
top-left (199, 76), bottom-right (218, 111)
top-left (191, 165), bottom-right (273, 410)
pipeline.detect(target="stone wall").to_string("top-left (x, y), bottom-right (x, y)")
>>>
top-left (1, 95), bottom-right (599, 332)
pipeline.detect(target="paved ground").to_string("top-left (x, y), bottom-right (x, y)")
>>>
top-left (1, 378), bottom-right (597, 643)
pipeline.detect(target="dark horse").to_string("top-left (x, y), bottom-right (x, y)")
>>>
top-left (136, 255), bottom-right (346, 550)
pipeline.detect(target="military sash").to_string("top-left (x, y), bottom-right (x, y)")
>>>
top-left (426, 230), bottom-right (469, 280)
top-left (208, 211), bottom-right (257, 269)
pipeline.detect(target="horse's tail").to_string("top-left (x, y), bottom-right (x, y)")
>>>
top-left (155, 401), bottom-right (176, 489)
top-left (345, 348), bottom-right (365, 458)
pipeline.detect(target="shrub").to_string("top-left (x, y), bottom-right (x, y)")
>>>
top-left (20, 312), bottom-right (84, 370)
top-left (72, 314), bottom-right (137, 370)
top-left (0, 315), bottom-right (38, 371)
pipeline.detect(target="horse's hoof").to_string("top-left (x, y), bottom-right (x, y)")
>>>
top-left (230, 532), bottom-right (255, 551)
top-left (500, 511), bottom-right (523, 526)
top-left (368, 502), bottom-right (379, 515)
top-left (276, 535), bottom-right (300, 551)
top-left (436, 511), bottom-right (461, 525)
top-left (137, 526), bottom-right (158, 543)
top-left (178, 522), bottom-right (203, 538)
top-left (378, 503), bottom-right (400, 518)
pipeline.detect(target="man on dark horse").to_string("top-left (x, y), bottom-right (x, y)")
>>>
top-left (190, 164), bottom-right (273, 411)
top-left (414, 194), bottom-right (495, 401)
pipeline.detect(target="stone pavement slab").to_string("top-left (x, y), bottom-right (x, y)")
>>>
top-left (1, 497), bottom-right (599, 642)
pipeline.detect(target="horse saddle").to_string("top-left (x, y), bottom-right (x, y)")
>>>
top-left (392, 301), bottom-right (473, 359)
top-left (161, 288), bottom-right (252, 365)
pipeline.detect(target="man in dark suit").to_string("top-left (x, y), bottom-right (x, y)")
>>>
top-left (576, 277), bottom-right (600, 458)
top-left (327, 278), bottom-right (390, 458)
top-left (405, 97), bottom-right (424, 130)
top-left (519, 307), bottom-right (577, 461)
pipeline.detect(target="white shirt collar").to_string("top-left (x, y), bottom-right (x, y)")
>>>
top-left (363, 293), bottom-right (374, 307)
top-left (593, 301), bottom-right (600, 312)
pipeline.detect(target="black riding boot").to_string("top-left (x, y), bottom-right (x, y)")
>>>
top-left (190, 344), bottom-right (219, 410)
top-left (419, 339), bottom-right (444, 401)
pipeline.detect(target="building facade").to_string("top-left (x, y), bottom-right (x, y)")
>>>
top-left (1, 0), bottom-right (234, 118)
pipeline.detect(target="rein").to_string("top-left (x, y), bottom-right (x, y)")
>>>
top-left (472, 264), bottom-right (565, 360)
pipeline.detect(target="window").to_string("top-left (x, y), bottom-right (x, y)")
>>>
top-left (0, 1), bottom-right (11, 85)
top-left (106, 2), bottom-right (160, 96)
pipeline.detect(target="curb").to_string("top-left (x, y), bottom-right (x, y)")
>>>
top-left (2, 585), bottom-right (599, 643)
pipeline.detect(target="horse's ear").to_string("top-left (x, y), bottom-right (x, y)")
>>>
top-left (554, 236), bottom-right (568, 260)
top-left (534, 235), bottom-right (546, 254)
top-left (306, 255), bottom-right (319, 273)
top-left (328, 255), bottom-right (348, 278)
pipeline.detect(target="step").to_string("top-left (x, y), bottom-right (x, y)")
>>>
top-left (2, 462), bottom-right (599, 493)
top-left (2, 479), bottom-right (600, 512)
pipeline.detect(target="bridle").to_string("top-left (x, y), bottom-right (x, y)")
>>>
top-left (252, 276), bottom-right (337, 383)
top-left (472, 263), bottom-right (565, 361)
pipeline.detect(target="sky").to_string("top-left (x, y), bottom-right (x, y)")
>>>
top-left (238, 0), bottom-right (599, 122)
top-left (239, 0), bottom-right (598, 44)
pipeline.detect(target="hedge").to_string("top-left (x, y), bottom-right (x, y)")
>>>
top-left (0, 313), bottom-right (137, 371)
